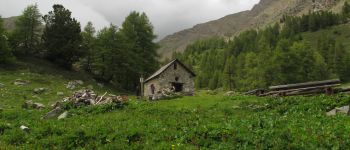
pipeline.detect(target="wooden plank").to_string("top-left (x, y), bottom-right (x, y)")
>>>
top-left (269, 79), bottom-right (340, 91)
top-left (261, 84), bottom-right (340, 96)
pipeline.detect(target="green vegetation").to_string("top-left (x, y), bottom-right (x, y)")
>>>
top-left (1, 4), bottom-right (159, 92)
top-left (174, 6), bottom-right (350, 91)
top-left (9, 4), bottom-right (42, 56)
top-left (1, 64), bottom-right (350, 149)
top-left (0, 16), bottom-right (14, 64)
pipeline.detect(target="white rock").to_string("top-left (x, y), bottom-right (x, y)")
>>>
top-left (20, 125), bottom-right (30, 132)
top-left (326, 109), bottom-right (337, 116)
top-left (0, 83), bottom-right (5, 88)
top-left (326, 105), bottom-right (350, 116)
top-left (33, 103), bottom-right (45, 109)
top-left (58, 111), bottom-right (68, 120)
top-left (336, 106), bottom-right (349, 114)
top-left (14, 79), bottom-right (29, 86)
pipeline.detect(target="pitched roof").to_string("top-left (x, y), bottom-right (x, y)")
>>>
top-left (144, 59), bottom-right (196, 83)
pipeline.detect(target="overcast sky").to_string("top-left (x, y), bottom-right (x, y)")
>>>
top-left (0, 0), bottom-right (260, 39)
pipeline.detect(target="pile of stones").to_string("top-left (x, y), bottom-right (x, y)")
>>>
top-left (42, 89), bottom-right (129, 120)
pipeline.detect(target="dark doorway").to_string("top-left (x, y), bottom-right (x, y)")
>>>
top-left (171, 82), bottom-right (183, 92)
top-left (150, 84), bottom-right (155, 94)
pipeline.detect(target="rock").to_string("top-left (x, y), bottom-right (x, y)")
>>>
top-left (326, 105), bottom-right (350, 116)
top-left (57, 92), bottom-right (64, 96)
top-left (0, 83), bottom-right (4, 88)
top-left (22, 100), bottom-right (34, 109)
top-left (22, 100), bottom-right (45, 109)
top-left (66, 81), bottom-right (77, 90)
top-left (58, 111), bottom-right (68, 120)
top-left (14, 79), bottom-right (29, 86)
top-left (20, 125), bottom-right (30, 132)
top-left (33, 88), bottom-right (46, 94)
top-left (42, 107), bottom-right (63, 119)
top-left (326, 109), bottom-right (337, 116)
top-left (51, 101), bottom-right (61, 108)
top-left (336, 106), bottom-right (349, 114)
top-left (224, 91), bottom-right (235, 96)
top-left (33, 103), bottom-right (45, 109)
top-left (75, 80), bottom-right (84, 85)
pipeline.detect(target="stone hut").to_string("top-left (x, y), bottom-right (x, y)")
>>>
top-left (143, 59), bottom-right (196, 98)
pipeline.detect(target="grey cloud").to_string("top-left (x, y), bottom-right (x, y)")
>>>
top-left (0, 0), bottom-right (259, 39)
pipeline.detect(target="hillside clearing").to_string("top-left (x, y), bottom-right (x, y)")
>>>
top-left (1, 60), bottom-right (350, 149)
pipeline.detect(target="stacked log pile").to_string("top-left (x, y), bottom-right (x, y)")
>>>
top-left (246, 79), bottom-right (350, 97)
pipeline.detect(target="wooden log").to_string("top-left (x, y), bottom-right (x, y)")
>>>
top-left (269, 79), bottom-right (340, 91)
top-left (261, 84), bottom-right (340, 96)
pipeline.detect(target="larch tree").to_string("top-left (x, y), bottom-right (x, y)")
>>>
top-left (81, 21), bottom-right (96, 72)
top-left (12, 4), bottom-right (42, 55)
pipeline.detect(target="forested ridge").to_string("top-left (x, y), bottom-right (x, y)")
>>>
top-left (173, 2), bottom-right (350, 91)
top-left (0, 4), bottom-right (159, 91)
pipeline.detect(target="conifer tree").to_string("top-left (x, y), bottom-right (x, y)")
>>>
top-left (11, 4), bottom-right (42, 55)
top-left (0, 16), bottom-right (14, 64)
top-left (42, 4), bottom-right (83, 69)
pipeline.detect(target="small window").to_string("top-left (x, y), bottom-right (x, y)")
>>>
top-left (174, 63), bottom-right (177, 70)
top-left (175, 77), bottom-right (179, 81)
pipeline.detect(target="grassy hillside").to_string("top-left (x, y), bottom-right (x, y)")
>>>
top-left (0, 57), bottom-right (123, 108)
top-left (1, 60), bottom-right (350, 149)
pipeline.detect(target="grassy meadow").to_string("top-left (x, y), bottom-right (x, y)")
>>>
top-left (1, 58), bottom-right (350, 149)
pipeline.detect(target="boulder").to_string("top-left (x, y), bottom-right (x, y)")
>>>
top-left (33, 88), bottom-right (46, 94)
top-left (33, 103), bottom-right (45, 109)
top-left (336, 105), bottom-right (349, 114)
top-left (66, 81), bottom-right (77, 90)
top-left (42, 107), bottom-right (63, 119)
top-left (326, 105), bottom-right (350, 116)
top-left (326, 109), bottom-right (337, 116)
top-left (14, 79), bottom-right (29, 86)
top-left (224, 91), bottom-right (235, 96)
top-left (22, 100), bottom-right (34, 109)
top-left (0, 83), bottom-right (4, 88)
top-left (58, 111), bottom-right (69, 120)
top-left (51, 101), bottom-right (61, 108)
top-left (22, 100), bottom-right (45, 109)
top-left (57, 92), bottom-right (64, 96)
top-left (20, 125), bottom-right (30, 132)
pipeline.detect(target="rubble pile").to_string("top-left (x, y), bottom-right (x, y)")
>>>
top-left (63, 89), bottom-right (129, 106)
top-left (42, 89), bottom-right (129, 119)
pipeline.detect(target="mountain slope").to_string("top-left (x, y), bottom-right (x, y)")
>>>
top-left (2, 16), bottom-right (18, 31)
top-left (158, 0), bottom-right (346, 59)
